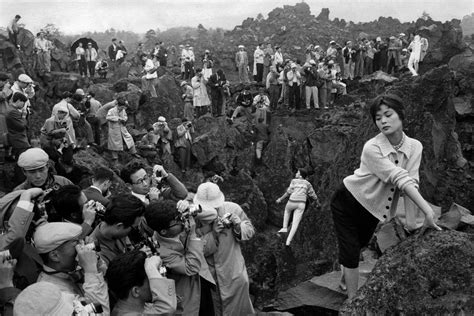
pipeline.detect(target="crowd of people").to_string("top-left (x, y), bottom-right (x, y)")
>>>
top-left (0, 14), bottom-right (442, 315)
top-left (0, 144), bottom-right (256, 315)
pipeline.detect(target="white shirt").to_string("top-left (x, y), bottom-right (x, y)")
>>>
top-left (132, 191), bottom-right (149, 205)
top-left (143, 59), bottom-right (158, 79)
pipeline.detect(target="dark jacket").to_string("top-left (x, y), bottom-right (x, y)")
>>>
top-left (108, 44), bottom-right (117, 61)
top-left (304, 66), bottom-right (319, 87)
top-left (5, 108), bottom-right (29, 150)
top-left (236, 92), bottom-right (253, 108)
top-left (82, 186), bottom-right (110, 207)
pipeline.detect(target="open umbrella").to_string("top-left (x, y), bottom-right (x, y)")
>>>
top-left (70, 37), bottom-right (98, 55)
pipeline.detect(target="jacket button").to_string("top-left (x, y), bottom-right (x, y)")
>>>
top-left (388, 197), bottom-right (392, 201)
top-left (385, 206), bottom-right (389, 209)
top-left (395, 160), bottom-right (399, 164)
top-left (383, 215), bottom-right (387, 219)
top-left (391, 188), bottom-right (395, 192)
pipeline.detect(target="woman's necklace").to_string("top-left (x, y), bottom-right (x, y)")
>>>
top-left (392, 133), bottom-right (405, 151)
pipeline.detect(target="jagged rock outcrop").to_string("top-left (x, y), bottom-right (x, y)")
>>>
top-left (341, 230), bottom-right (474, 315)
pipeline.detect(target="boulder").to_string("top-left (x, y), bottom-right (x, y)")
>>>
top-left (341, 230), bottom-right (474, 315)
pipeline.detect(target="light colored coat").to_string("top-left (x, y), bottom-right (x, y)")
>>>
top-left (191, 75), bottom-right (210, 107)
top-left (106, 106), bottom-right (134, 151)
top-left (155, 233), bottom-right (204, 315)
top-left (202, 202), bottom-right (255, 316)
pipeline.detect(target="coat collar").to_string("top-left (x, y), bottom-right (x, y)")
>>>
top-left (375, 132), bottom-right (411, 157)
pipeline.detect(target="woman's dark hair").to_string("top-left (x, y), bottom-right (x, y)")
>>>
top-left (106, 250), bottom-right (147, 300)
top-left (369, 93), bottom-right (405, 124)
top-left (298, 168), bottom-right (309, 179)
top-left (12, 92), bottom-right (28, 103)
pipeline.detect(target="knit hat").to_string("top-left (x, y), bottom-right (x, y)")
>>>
top-left (193, 182), bottom-right (225, 209)
top-left (13, 282), bottom-right (75, 316)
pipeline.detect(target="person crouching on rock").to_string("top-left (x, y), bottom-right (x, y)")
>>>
top-left (330, 93), bottom-right (442, 300)
top-left (106, 96), bottom-right (139, 162)
top-left (276, 168), bottom-right (320, 246)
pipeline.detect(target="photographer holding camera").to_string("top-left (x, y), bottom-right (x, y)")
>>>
top-left (252, 87), bottom-right (271, 125)
top-left (14, 148), bottom-right (73, 191)
top-left (193, 182), bottom-right (255, 316)
top-left (121, 162), bottom-right (188, 206)
top-left (144, 199), bottom-right (209, 315)
top-left (152, 116), bottom-right (173, 157)
top-left (175, 119), bottom-right (194, 174)
top-left (191, 68), bottom-right (211, 118)
top-left (106, 251), bottom-right (177, 315)
top-left (34, 222), bottom-right (109, 314)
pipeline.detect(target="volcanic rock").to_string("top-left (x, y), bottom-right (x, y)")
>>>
top-left (341, 230), bottom-right (474, 315)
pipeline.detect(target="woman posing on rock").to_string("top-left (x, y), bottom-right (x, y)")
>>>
top-left (331, 93), bottom-right (441, 299)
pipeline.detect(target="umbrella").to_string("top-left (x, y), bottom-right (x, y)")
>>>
top-left (70, 37), bottom-right (98, 54)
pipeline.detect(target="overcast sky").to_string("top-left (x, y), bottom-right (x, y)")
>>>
top-left (1, 0), bottom-right (472, 35)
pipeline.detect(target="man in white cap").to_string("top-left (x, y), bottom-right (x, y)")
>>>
top-left (235, 45), bottom-right (250, 83)
top-left (152, 115), bottom-right (173, 156)
top-left (286, 62), bottom-right (302, 110)
top-left (327, 40), bottom-right (338, 59)
top-left (14, 147), bottom-right (72, 190)
top-left (11, 74), bottom-right (35, 121)
top-left (13, 282), bottom-right (89, 316)
top-left (34, 222), bottom-right (109, 313)
top-left (193, 182), bottom-right (255, 316)
top-left (303, 59), bottom-right (320, 109)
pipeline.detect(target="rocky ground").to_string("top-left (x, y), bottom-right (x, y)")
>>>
top-left (1, 5), bottom-right (473, 314)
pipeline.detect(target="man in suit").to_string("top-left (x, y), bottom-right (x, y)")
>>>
top-left (83, 166), bottom-right (114, 207)
top-left (108, 38), bottom-right (118, 70)
top-left (6, 92), bottom-right (30, 158)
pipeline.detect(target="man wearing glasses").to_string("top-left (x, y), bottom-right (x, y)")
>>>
top-left (120, 162), bottom-right (188, 206)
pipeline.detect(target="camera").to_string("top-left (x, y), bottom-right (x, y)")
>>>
top-left (0, 249), bottom-right (12, 261)
top-left (219, 212), bottom-right (233, 229)
top-left (179, 204), bottom-right (202, 222)
top-left (86, 200), bottom-right (106, 218)
top-left (32, 186), bottom-right (58, 222)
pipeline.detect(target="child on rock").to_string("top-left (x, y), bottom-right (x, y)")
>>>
top-left (276, 168), bottom-right (320, 246)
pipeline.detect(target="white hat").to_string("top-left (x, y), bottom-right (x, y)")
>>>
top-left (18, 74), bottom-right (33, 84)
top-left (194, 182), bottom-right (225, 209)
top-left (14, 282), bottom-right (75, 316)
top-left (17, 148), bottom-right (49, 171)
top-left (56, 102), bottom-right (69, 113)
top-left (238, 45), bottom-right (244, 49)
top-left (309, 59), bottom-right (316, 65)
top-left (399, 33), bottom-right (406, 37)
top-left (157, 116), bottom-right (166, 123)
top-left (34, 222), bottom-right (82, 254)
top-left (328, 60), bottom-right (335, 65)
top-left (75, 88), bottom-right (85, 96)
top-left (290, 62), bottom-right (297, 68)
top-left (180, 81), bottom-right (188, 87)
top-left (329, 40), bottom-right (336, 44)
